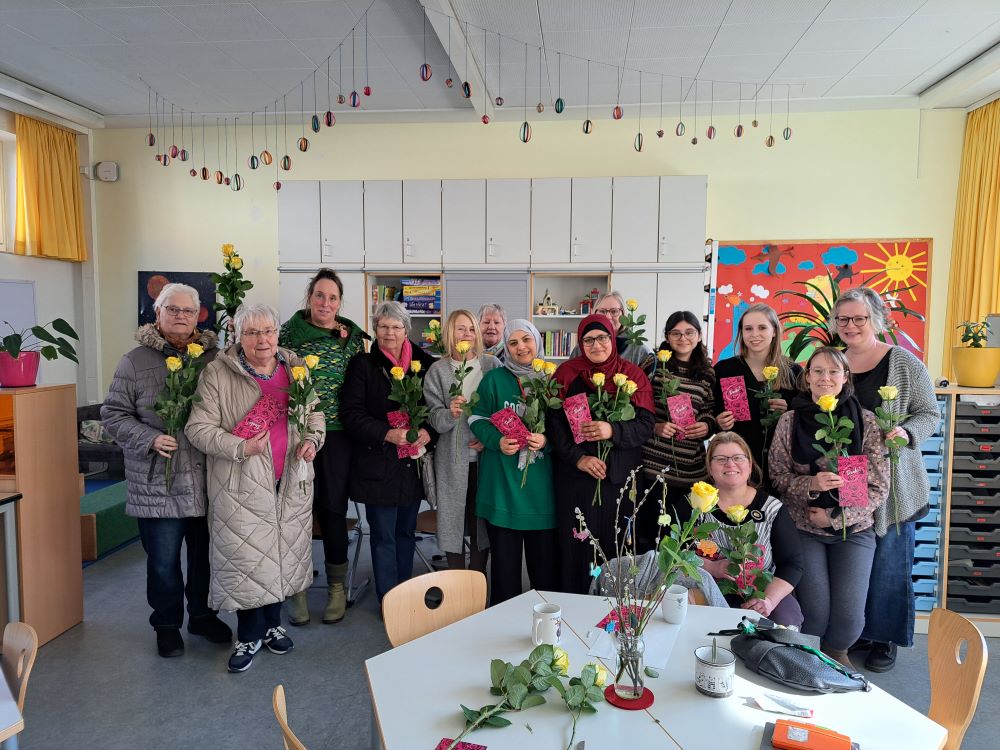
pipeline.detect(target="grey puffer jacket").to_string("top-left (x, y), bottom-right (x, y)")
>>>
top-left (101, 325), bottom-right (219, 518)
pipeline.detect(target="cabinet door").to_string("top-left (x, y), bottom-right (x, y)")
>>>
top-left (277, 181), bottom-right (321, 266)
top-left (530, 178), bottom-right (571, 264)
top-left (403, 179), bottom-right (442, 264)
top-left (442, 179), bottom-right (486, 265)
top-left (612, 176), bottom-right (659, 264)
top-left (657, 271), bottom-right (707, 348)
top-left (320, 180), bottom-right (364, 265)
top-left (363, 181), bottom-right (403, 265)
top-left (611, 271), bottom-right (659, 346)
top-left (571, 177), bottom-right (612, 263)
top-left (486, 179), bottom-right (531, 265)
top-left (658, 175), bottom-right (707, 266)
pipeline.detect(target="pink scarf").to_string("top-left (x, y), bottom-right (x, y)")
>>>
top-left (381, 338), bottom-right (413, 373)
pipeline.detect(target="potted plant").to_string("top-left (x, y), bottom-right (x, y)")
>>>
top-left (0, 318), bottom-right (80, 387)
top-left (952, 319), bottom-right (1000, 388)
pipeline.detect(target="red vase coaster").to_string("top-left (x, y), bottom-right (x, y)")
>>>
top-left (605, 685), bottom-right (654, 710)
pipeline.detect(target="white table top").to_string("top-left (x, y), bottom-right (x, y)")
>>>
top-left (0, 659), bottom-right (23, 743)
top-left (366, 590), bottom-right (946, 750)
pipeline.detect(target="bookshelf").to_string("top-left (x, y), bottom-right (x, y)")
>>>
top-left (530, 272), bottom-right (611, 360)
top-left (365, 272), bottom-right (443, 350)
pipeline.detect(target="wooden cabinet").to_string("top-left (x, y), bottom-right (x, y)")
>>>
top-left (571, 177), bottom-right (613, 263)
top-left (277, 181), bottom-right (321, 266)
top-left (658, 175), bottom-right (707, 266)
top-left (364, 181), bottom-right (403, 265)
top-left (486, 179), bottom-right (531, 265)
top-left (530, 178), bottom-right (571, 264)
top-left (403, 180), bottom-right (442, 265)
top-left (442, 179), bottom-right (485, 265)
top-left (320, 180), bottom-right (364, 266)
top-left (612, 176), bottom-right (660, 265)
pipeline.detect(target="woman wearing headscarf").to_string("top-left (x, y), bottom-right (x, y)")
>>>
top-left (550, 314), bottom-right (656, 594)
top-left (469, 319), bottom-right (558, 604)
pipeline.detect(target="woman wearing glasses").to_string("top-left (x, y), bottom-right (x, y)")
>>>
top-left (832, 288), bottom-right (938, 672)
top-left (568, 292), bottom-right (656, 373)
top-left (687, 432), bottom-right (804, 626)
top-left (642, 312), bottom-right (718, 525)
top-left (713, 304), bottom-right (801, 492)
top-left (550, 315), bottom-right (655, 594)
top-left (769, 346), bottom-right (889, 668)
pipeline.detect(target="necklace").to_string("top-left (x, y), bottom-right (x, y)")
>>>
top-left (239, 350), bottom-right (277, 381)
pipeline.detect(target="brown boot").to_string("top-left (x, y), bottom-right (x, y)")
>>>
top-left (323, 562), bottom-right (348, 624)
top-left (287, 590), bottom-right (310, 626)
top-left (824, 648), bottom-right (855, 670)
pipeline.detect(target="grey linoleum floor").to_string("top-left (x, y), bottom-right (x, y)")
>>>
top-left (22, 529), bottom-right (1000, 750)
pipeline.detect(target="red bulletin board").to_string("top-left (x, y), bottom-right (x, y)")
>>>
top-left (712, 239), bottom-right (931, 363)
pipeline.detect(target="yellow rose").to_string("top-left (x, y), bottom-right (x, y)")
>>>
top-left (591, 372), bottom-right (606, 388)
top-left (410, 361), bottom-right (422, 374)
top-left (612, 372), bottom-right (628, 387)
top-left (543, 362), bottom-right (557, 377)
top-left (724, 505), bottom-right (749, 523)
top-left (390, 366), bottom-right (405, 381)
top-left (304, 355), bottom-right (320, 370)
top-left (429, 319), bottom-right (441, 329)
top-left (291, 366), bottom-right (307, 382)
top-left (623, 379), bottom-right (638, 395)
top-left (589, 662), bottom-right (608, 687)
top-left (229, 256), bottom-right (244, 271)
top-left (696, 539), bottom-right (720, 557)
top-left (657, 350), bottom-right (672, 364)
top-left (455, 340), bottom-right (471, 355)
top-left (762, 366), bottom-right (779, 381)
top-left (816, 394), bottom-right (838, 413)
top-left (552, 647), bottom-right (569, 675)
top-left (532, 358), bottom-right (545, 372)
top-left (689, 481), bottom-right (719, 513)
top-left (221, 243), bottom-right (235, 257)
top-left (626, 298), bottom-right (639, 311)
top-left (878, 385), bottom-right (899, 401)
top-left (165, 356), bottom-right (183, 372)
top-left (186, 343), bottom-right (204, 358)
top-left (424, 331), bottom-right (437, 342)
top-left (657, 513), bottom-right (671, 527)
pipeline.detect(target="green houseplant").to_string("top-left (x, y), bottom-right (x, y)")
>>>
top-left (952, 319), bottom-right (1000, 387)
top-left (0, 318), bottom-right (80, 387)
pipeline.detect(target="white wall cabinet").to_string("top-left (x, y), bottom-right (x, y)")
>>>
top-left (363, 181), bottom-right (402, 265)
top-left (530, 178), bottom-right (571, 264)
top-left (277, 181), bottom-right (321, 266)
top-left (486, 179), bottom-right (531, 265)
top-left (319, 180), bottom-right (364, 266)
top-left (612, 176), bottom-right (660, 265)
top-left (658, 175), bottom-right (708, 266)
top-left (403, 179), bottom-right (442, 264)
top-left (571, 177), bottom-right (613, 263)
top-left (442, 179), bottom-right (485, 265)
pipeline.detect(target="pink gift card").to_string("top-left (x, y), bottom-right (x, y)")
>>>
top-left (596, 604), bottom-right (649, 632)
top-left (667, 393), bottom-right (696, 439)
top-left (720, 376), bottom-right (752, 422)
top-left (837, 454), bottom-right (869, 508)
top-left (387, 410), bottom-right (419, 459)
top-left (232, 395), bottom-right (285, 438)
top-left (490, 407), bottom-right (529, 448)
top-left (435, 740), bottom-right (487, 750)
top-left (563, 393), bottom-right (592, 444)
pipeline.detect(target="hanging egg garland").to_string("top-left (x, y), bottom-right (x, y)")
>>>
top-left (224, 176), bottom-right (231, 186)
top-left (337, 94), bottom-right (346, 104)
top-left (297, 137), bottom-right (310, 152)
top-left (325, 111), bottom-right (336, 127)
top-left (189, 168), bottom-right (197, 177)
top-left (765, 135), bottom-right (775, 147)
top-left (169, 144), bottom-right (179, 159)
top-left (248, 154), bottom-right (259, 170)
top-left (231, 173), bottom-right (244, 192)
top-left (214, 170), bottom-right (223, 184)
top-left (179, 148), bottom-right (189, 162)
top-left (200, 167), bottom-right (210, 180)
top-left (706, 125), bottom-right (716, 140)
top-left (274, 180), bottom-right (282, 191)
top-left (260, 149), bottom-right (273, 166)
top-left (310, 115), bottom-right (321, 133)
top-left (555, 97), bottom-right (565, 114)
top-left (519, 121), bottom-right (531, 143)
top-left (155, 154), bottom-right (162, 163)
top-left (495, 96), bottom-right (504, 107)
top-left (582, 119), bottom-right (593, 134)
top-left (419, 63), bottom-right (432, 82)
top-left (656, 129), bottom-right (664, 138)
top-left (612, 105), bottom-right (623, 120)
top-left (146, 133), bottom-right (155, 147)
top-left (461, 81), bottom-right (472, 99)
top-left (280, 155), bottom-right (292, 170)
top-left (735, 123), bottom-right (744, 138)
top-left (481, 115), bottom-right (490, 125)
top-left (161, 153), bottom-right (170, 166)
top-left (364, 85), bottom-right (372, 97)
top-left (536, 102), bottom-right (544, 113)
top-left (634, 133), bottom-right (643, 152)
top-left (675, 122), bottom-right (686, 136)
top-left (783, 126), bottom-right (792, 141)
top-left (445, 77), bottom-right (454, 88)
top-left (691, 136), bottom-right (698, 145)
top-left (752, 119), bottom-right (759, 128)
top-left (349, 91), bottom-right (360, 108)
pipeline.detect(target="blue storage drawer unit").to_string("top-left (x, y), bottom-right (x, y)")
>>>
top-left (920, 436), bottom-right (944, 454)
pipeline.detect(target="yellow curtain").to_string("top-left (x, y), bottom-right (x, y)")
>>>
top-left (944, 99), bottom-right (1000, 378)
top-left (13, 114), bottom-right (88, 262)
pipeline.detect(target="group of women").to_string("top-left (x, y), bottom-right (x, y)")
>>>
top-left (107, 270), bottom-right (936, 675)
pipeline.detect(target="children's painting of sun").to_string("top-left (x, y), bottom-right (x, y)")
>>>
top-left (710, 239), bottom-right (930, 363)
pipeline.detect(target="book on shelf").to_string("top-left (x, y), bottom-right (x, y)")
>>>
top-left (542, 330), bottom-right (577, 358)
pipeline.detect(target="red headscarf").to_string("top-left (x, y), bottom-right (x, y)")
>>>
top-left (554, 314), bottom-right (655, 412)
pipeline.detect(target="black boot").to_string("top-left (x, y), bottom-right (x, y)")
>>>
top-left (156, 628), bottom-right (184, 658)
top-left (188, 614), bottom-right (233, 644)
top-left (864, 642), bottom-right (897, 672)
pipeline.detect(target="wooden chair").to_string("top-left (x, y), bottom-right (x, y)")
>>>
top-left (2, 622), bottom-right (38, 712)
top-left (382, 570), bottom-right (487, 647)
top-left (272, 684), bottom-right (307, 750)
top-left (928, 607), bottom-right (988, 750)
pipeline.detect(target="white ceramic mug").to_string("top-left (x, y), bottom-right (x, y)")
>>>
top-left (694, 645), bottom-right (736, 698)
top-left (661, 584), bottom-right (689, 624)
top-left (532, 603), bottom-right (562, 646)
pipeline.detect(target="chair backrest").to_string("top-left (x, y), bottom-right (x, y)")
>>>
top-left (382, 570), bottom-right (487, 647)
top-left (2, 622), bottom-right (38, 713)
top-left (272, 684), bottom-right (308, 750)
top-left (928, 607), bottom-right (988, 750)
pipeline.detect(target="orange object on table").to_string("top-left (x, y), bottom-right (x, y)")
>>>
top-left (771, 719), bottom-right (853, 750)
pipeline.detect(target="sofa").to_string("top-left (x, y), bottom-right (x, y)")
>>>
top-left (77, 404), bottom-right (125, 476)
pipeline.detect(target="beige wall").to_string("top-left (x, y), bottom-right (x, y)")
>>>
top-left (92, 107), bottom-right (966, 390)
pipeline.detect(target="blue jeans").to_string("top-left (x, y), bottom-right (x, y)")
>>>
top-left (136, 516), bottom-right (213, 631)
top-left (862, 521), bottom-right (916, 647)
top-left (366, 502), bottom-right (421, 601)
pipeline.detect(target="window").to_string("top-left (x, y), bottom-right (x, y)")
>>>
top-left (0, 143), bottom-right (6, 252)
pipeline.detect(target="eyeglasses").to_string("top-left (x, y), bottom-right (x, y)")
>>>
top-left (242, 328), bottom-right (277, 338)
top-left (667, 330), bottom-right (699, 340)
top-left (809, 368), bottom-right (844, 378)
top-left (581, 334), bottom-right (612, 347)
top-left (376, 324), bottom-right (405, 333)
top-left (835, 315), bottom-right (869, 328)
top-left (163, 305), bottom-right (198, 318)
top-left (595, 307), bottom-right (623, 317)
top-left (711, 454), bottom-right (748, 465)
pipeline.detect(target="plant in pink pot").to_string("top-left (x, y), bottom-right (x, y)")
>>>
top-left (0, 318), bottom-right (79, 387)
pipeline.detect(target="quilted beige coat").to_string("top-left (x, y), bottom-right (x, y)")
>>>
top-left (185, 345), bottom-right (325, 612)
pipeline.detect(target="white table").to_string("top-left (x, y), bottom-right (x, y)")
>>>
top-left (366, 591), bottom-right (947, 750)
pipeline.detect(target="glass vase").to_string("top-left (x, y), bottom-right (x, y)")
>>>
top-left (614, 631), bottom-right (646, 700)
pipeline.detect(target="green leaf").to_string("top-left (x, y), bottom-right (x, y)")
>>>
top-left (507, 682), bottom-right (528, 709)
top-left (485, 715), bottom-right (512, 727)
top-left (586, 686), bottom-right (605, 702)
top-left (460, 704), bottom-right (480, 723)
top-left (491, 659), bottom-right (507, 688)
top-left (51, 318), bottom-right (79, 340)
top-left (519, 693), bottom-right (546, 709)
top-left (39, 345), bottom-right (58, 361)
top-left (580, 664), bottom-right (596, 688)
top-left (511, 665), bottom-right (533, 686)
top-left (30, 326), bottom-right (58, 345)
top-left (565, 684), bottom-right (586, 708)
top-left (546, 675), bottom-right (566, 696)
top-left (1, 333), bottom-right (21, 356)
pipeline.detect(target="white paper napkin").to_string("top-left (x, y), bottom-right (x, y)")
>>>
top-left (585, 623), bottom-right (681, 670)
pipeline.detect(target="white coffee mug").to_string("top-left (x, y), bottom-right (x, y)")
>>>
top-left (694, 644), bottom-right (736, 698)
top-left (662, 584), bottom-right (689, 624)
top-left (532, 603), bottom-right (562, 646)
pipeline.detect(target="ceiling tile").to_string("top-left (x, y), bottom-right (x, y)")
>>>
top-left (254, 0), bottom-right (358, 40)
top-left (795, 17), bottom-right (908, 52)
top-left (626, 26), bottom-right (720, 60)
top-left (821, 0), bottom-right (926, 21)
top-left (213, 40), bottom-right (316, 69)
top-left (80, 7), bottom-right (200, 43)
top-left (710, 21), bottom-right (812, 56)
top-left (826, 73), bottom-right (913, 96)
top-left (775, 50), bottom-right (869, 78)
top-left (0, 8), bottom-right (123, 44)
top-left (539, 0), bottom-right (637, 32)
top-left (725, 0), bottom-right (831, 25)
top-left (292, 35), bottom-right (393, 68)
top-left (698, 54), bottom-right (787, 82)
top-left (880, 11), bottom-right (1000, 50)
top-left (850, 47), bottom-right (934, 77)
top-left (632, 0), bottom-right (732, 29)
top-left (161, 3), bottom-right (285, 42)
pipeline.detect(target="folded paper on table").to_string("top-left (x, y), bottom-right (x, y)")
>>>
top-left (720, 376), bottom-right (752, 422)
top-left (232, 395), bottom-right (285, 438)
top-left (563, 392), bottom-right (592, 444)
top-left (490, 407), bottom-right (530, 448)
top-left (667, 393), bottom-right (696, 439)
top-left (837, 454), bottom-right (869, 508)
top-left (387, 410), bottom-right (420, 459)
